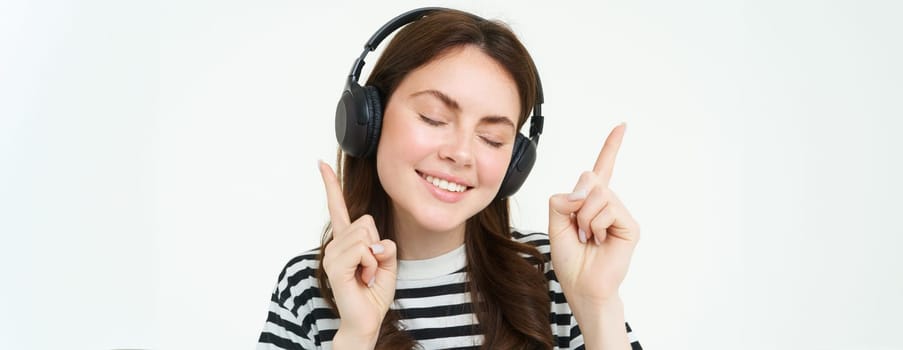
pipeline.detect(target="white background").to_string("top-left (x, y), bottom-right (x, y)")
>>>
top-left (2, 0), bottom-right (901, 349)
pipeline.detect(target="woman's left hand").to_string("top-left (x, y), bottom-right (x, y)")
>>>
top-left (548, 123), bottom-right (640, 309)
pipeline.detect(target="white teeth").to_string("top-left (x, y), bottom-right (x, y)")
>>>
top-left (424, 174), bottom-right (467, 193)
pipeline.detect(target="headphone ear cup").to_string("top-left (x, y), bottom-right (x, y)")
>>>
top-left (362, 85), bottom-right (384, 158)
top-left (335, 83), bottom-right (384, 158)
top-left (498, 133), bottom-right (537, 198)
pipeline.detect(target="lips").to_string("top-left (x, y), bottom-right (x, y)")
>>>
top-left (416, 170), bottom-right (473, 193)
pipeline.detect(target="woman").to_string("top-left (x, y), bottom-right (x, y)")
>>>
top-left (259, 8), bottom-right (641, 350)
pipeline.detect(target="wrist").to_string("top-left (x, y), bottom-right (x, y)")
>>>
top-left (332, 327), bottom-right (379, 350)
top-left (572, 295), bottom-right (624, 325)
top-left (571, 297), bottom-right (629, 350)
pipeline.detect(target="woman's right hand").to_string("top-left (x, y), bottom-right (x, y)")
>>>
top-left (318, 160), bottom-right (398, 347)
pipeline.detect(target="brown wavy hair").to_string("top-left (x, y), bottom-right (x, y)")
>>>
top-left (315, 9), bottom-right (553, 349)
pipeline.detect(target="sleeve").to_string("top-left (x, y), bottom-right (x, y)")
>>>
top-left (565, 320), bottom-right (643, 350)
top-left (257, 289), bottom-right (317, 349)
top-left (257, 254), bottom-right (321, 350)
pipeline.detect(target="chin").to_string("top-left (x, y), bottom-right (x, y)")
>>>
top-left (413, 208), bottom-right (472, 233)
top-left (413, 202), bottom-right (476, 232)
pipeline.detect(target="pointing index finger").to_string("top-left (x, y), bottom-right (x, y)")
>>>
top-left (593, 123), bottom-right (627, 185)
top-left (318, 160), bottom-right (351, 232)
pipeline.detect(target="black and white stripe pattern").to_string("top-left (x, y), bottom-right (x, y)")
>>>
top-left (258, 231), bottom-right (642, 349)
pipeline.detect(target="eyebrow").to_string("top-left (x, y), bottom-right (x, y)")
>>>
top-left (410, 89), bottom-right (516, 131)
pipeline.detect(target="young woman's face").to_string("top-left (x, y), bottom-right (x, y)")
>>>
top-left (376, 45), bottom-right (521, 235)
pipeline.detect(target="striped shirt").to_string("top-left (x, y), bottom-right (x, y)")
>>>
top-left (258, 231), bottom-right (642, 349)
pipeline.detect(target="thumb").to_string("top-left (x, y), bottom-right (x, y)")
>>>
top-left (548, 192), bottom-right (584, 240)
top-left (372, 239), bottom-right (398, 278)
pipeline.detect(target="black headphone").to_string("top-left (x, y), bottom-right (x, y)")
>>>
top-left (335, 7), bottom-right (545, 198)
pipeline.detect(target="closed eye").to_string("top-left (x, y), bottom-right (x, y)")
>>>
top-left (419, 115), bottom-right (445, 126)
top-left (481, 137), bottom-right (504, 148)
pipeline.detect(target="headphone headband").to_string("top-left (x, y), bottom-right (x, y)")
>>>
top-left (349, 8), bottom-right (444, 82)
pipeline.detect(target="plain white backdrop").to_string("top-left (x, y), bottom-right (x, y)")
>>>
top-left (2, 0), bottom-right (901, 349)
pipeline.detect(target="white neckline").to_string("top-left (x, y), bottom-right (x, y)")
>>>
top-left (396, 244), bottom-right (467, 280)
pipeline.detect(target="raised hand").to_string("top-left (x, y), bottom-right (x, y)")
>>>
top-left (318, 160), bottom-right (398, 345)
top-left (547, 123), bottom-right (640, 309)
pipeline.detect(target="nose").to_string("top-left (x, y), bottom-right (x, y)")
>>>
top-left (437, 130), bottom-right (474, 167)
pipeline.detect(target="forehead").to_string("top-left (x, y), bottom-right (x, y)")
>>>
top-left (393, 45), bottom-right (521, 124)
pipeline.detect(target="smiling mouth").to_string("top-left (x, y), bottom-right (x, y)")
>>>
top-left (416, 171), bottom-right (472, 193)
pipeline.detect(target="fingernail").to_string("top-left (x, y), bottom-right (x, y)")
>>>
top-left (367, 276), bottom-right (375, 288)
top-left (594, 233), bottom-right (602, 245)
top-left (568, 190), bottom-right (588, 201)
top-left (370, 243), bottom-right (385, 254)
top-left (578, 228), bottom-right (587, 244)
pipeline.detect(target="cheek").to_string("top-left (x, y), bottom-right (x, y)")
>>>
top-left (381, 117), bottom-right (433, 156)
top-left (377, 112), bottom-right (441, 175)
top-left (476, 148), bottom-right (512, 186)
